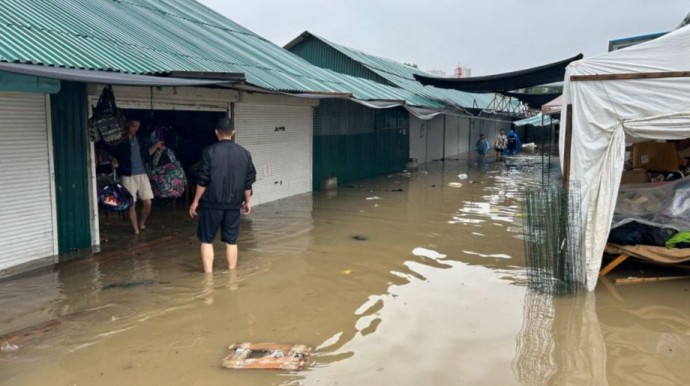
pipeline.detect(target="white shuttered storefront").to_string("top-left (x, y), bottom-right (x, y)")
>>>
top-left (235, 102), bottom-right (313, 206)
top-left (0, 92), bottom-right (56, 271)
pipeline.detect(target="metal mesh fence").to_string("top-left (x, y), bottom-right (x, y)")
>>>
top-left (522, 183), bottom-right (585, 295)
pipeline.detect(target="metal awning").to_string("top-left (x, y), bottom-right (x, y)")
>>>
top-left (0, 62), bottom-right (244, 87)
top-left (502, 91), bottom-right (561, 109)
top-left (513, 113), bottom-right (558, 127)
top-left (414, 54), bottom-right (583, 93)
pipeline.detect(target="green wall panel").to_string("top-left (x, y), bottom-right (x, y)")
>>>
top-left (51, 81), bottom-right (92, 254)
top-left (313, 99), bottom-right (409, 190)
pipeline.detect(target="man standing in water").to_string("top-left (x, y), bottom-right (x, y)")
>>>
top-left (189, 117), bottom-right (256, 273)
top-left (110, 119), bottom-right (164, 234)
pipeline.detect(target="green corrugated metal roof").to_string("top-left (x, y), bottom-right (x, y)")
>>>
top-left (287, 32), bottom-right (500, 110)
top-left (0, 0), bottom-right (356, 95)
top-left (0, 0), bottom-right (448, 108)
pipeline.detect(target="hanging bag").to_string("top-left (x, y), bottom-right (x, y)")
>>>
top-left (150, 148), bottom-right (187, 198)
top-left (88, 85), bottom-right (127, 146)
top-left (98, 170), bottom-right (134, 212)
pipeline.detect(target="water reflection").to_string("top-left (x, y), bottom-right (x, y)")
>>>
top-left (3, 155), bottom-right (690, 385)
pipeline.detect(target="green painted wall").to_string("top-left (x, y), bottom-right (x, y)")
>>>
top-left (313, 99), bottom-right (408, 190)
top-left (51, 82), bottom-right (92, 254)
top-left (288, 38), bottom-right (395, 87)
top-left (0, 71), bottom-right (61, 93)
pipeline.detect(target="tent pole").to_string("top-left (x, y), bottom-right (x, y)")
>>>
top-left (563, 104), bottom-right (573, 194)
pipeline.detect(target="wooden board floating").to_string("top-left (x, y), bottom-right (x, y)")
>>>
top-left (222, 343), bottom-right (312, 371)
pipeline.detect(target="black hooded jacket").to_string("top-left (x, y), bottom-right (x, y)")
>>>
top-left (197, 140), bottom-right (256, 210)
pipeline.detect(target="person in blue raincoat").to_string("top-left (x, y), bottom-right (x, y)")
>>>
top-left (506, 127), bottom-right (522, 155)
top-left (475, 133), bottom-right (490, 156)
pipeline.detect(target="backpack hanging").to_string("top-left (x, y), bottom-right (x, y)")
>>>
top-left (88, 85), bottom-right (127, 146)
top-left (150, 148), bottom-right (187, 198)
top-left (98, 171), bottom-right (134, 212)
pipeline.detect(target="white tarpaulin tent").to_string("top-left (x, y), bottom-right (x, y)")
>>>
top-left (559, 25), bottom-right (690, 291)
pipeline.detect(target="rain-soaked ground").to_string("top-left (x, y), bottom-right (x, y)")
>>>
top-left (1, 151), bottom-right (690, 385)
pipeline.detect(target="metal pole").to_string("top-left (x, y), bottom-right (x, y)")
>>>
top-left (442, 115), bottom-right (447, 160)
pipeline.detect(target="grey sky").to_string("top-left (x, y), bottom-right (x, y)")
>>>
top-left (198, 0), bottom-right (687, 76)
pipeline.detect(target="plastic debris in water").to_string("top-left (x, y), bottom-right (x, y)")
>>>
top-left (352, 235), bottom-right (368, 241)
top-left (1, 342), bottom-right (19, 353)
top-left (457, 174), bottom-right (468, 180)
top-left (222, 343), bottom-right (312, 371)
top-left (365, 196), bottom-right (382, 200)
top-left (341, 269), bottom-right (353, 275)
top-left (448, 182), bottom-right (463, 188)
top-left (412, 247), bottom-right (447, 259)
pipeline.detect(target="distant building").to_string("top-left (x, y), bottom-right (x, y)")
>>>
top-left (454, 66), bottom-right (472, 78)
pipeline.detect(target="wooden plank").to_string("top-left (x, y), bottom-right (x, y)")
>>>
top-left (599, 253), bottom-right (629, 277)
top-left (571, 71), bottom-right (690, 82)
top-left (616, 275), bottom-right (690, 286)
top-left (563, 104), bottom-right (573, 193)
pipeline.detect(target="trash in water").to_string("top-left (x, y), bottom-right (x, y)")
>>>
top-left (341, 269), bottom-right (353, 275)
top-left (457, 174), bottom-right (468, 180)
top-left (412, 247), bottom-right (447, 260)
top-left (522, 142), bottom-right (537, 149)
top-left (448, 182), bottom-right (463, 188)
top-left (101, 279), bottom-right (157, 290)
top-left (365, 196), bottom-right (382, 201)
top-left (390, 188), bottom-right (404, 192)
top-left (400, 172), bottom-right (412, 178)
top-left (1, 342), bottom-right (19, 353)
top-left (222, 343), bottom-right (312, 371)
top-left (352, 235), bottom-right (368, 241)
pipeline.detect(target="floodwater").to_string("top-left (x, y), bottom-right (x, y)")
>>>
top-left (1, 152), bottom-right (690, 385)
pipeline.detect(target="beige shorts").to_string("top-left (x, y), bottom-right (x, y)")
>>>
top-left (121, 174), bottom-right (154, 202)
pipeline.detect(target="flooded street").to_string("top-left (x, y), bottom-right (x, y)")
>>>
top-left (1, 153), bottom-right (690, 385)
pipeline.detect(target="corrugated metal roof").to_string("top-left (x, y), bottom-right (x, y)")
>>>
top-left (288, 32), bottom-right (500, 110)
top-left (0, 0), bottom-right (353, 94)
top-left (0, 0), bottom-right (450, 108)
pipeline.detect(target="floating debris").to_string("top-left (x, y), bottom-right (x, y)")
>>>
top-left (457, 173), bottom-right (468, 180)
top-left (222, 343), bottom-right (312, 371)
top-left (1, 342), bottom-right (19, 353)
top-left (352, 235), bottom-right (368, 241)
top-left (365, 196), bottom-right (382, 201)
top-left (448, 182), bottom-right (463, 188)
top-left (341, 269), bottom-right (353, 275)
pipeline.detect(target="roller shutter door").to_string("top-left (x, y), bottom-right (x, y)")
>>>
top-left (0, 92), bottom-right (55, 270)
top-left (235, 104), bottom-right (313, 206)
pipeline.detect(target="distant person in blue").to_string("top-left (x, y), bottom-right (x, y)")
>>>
top-left (507, 127), bottom-right (522, 155)
top-left (475, 133), bottom-right (490, 156)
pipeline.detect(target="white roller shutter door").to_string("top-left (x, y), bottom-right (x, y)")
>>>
top-left (0, 92), bottom-right (56, 270)
top-left (235, 103), bottom-right (313, 206)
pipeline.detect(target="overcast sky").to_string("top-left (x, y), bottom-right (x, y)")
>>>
top-left (198, 0), bottom-right (687, 76)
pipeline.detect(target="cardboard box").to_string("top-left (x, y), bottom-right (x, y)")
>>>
top-left (621, 168), bottom-right (647, 185)
top-left (632, 142), bottom-right (681, 172)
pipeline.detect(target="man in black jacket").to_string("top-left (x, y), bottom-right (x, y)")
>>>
top-left (189, 117), bottom-right (256, 273)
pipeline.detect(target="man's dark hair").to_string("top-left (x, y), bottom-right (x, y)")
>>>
top-left (216, 117), bottom-right (235, 135)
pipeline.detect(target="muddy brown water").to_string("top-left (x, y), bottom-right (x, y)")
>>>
top-left (1, 154), bottom-right (689, 385)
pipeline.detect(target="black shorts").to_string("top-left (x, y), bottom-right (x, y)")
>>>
top-left (197, 208), bottom-right (241, 244)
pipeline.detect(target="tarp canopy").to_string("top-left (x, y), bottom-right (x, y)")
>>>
top-left (559, 24), bottom-right (690, 291)
top-left (513, 113), bottom-right (558, 127)
top-left (542, 95), bottom-right (563, 115)
top-left (414, 54), bottom-right (583, 92)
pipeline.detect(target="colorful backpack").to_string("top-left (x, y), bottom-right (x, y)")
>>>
top-left (150, 149), bottom-right (187, 198)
